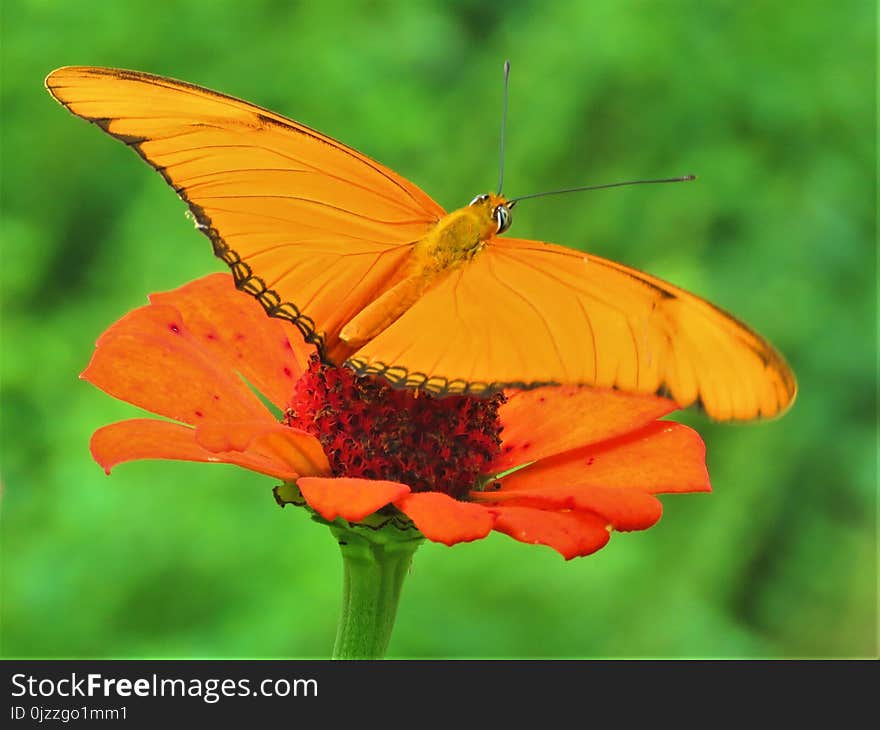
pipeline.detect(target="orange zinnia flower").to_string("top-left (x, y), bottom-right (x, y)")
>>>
top-left (83, 273), bottom-right (711, 560)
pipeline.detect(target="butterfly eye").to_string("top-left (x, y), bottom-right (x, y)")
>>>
top-left (493, 204), bottom-right (512, 234)
top-left (469, 193), bottom-right (490, 206)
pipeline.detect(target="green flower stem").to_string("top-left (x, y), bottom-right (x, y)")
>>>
top-left (330, 523), bottom-right (423, 660)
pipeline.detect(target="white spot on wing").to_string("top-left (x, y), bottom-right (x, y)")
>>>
top-left (185, 210), bottom-right (209, 230)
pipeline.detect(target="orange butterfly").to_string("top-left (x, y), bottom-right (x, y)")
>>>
top-left (45, 66), bottom-right (796, 421)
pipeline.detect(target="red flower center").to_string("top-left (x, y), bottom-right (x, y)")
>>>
top-left (285, 356), bottom-right (504, 499)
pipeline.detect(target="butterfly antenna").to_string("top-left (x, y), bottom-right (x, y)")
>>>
top-left (496, 60), bottom-right (511, 195)
top-left (508, 175), bottom-right (696, 205)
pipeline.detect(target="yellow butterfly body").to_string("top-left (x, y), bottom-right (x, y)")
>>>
top-left (340, 193), bottom-right (501, 350)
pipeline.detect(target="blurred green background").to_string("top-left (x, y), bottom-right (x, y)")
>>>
top-left (1, 0), bottom-right (875, 658)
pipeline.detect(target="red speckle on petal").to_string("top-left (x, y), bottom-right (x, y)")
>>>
top-left (282, 366), bottom-right (293, 379)
top-left (586, 456), bottom-right (595, 466)
top-left (234, 333), bottom-right (245, 341)
top-left (169, 323), bottom-right (180, 334)
top-left (205, 332), bottom-right (217, 340)
top-left (194, 410), bottom-right (204, 418)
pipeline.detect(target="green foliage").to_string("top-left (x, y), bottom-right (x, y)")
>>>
top-left (1, 0), bottom-right (874, 657)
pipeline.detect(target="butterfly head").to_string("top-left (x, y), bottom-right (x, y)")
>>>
top-left (468, 192), bottom-right (513, 236)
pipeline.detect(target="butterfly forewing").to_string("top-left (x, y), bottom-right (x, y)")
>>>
top-left (45, 66), bottom-right (444, 356)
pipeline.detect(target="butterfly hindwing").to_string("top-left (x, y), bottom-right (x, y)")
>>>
top-left (347, 237), bottom-right (795, 420)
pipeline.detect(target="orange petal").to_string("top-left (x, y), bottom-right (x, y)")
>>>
top-left (150, 273), bottom-right (313, 409)
top-left (492, 506), bottom-right (611, 559)
top-left (494, 385), bottom-right (677, 471)
top-left (475, 484), bottom-right (663, 532)
top-left (297, 476), bottom-right (411, 522)
top-left (90, 418), bottom-right (300, 479)
top-left (498, 422), bottom-right (711, 495)
top-left (83, 303), bottom-right (270, 425)
top-left (195, 420), bottom-right (330, 477)
top-left (394, 492), bottom-right (495, 545)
